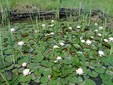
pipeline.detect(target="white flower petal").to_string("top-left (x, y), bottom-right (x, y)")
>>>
top-left (99, 26), bottom-right (103, 30)
top-left (10, 28), bottom-right (15, 32)
top-left (94, 23), bottom-right (98, 26)
top-left (51, 20), bottom-right (54, 23)
top-left (57, 56), bottom-right (62, 60)
top-left (86, 40), bottom-right (92, 45)
top-left (97, 33), bottom-right (102, 37)
top-left (53, 45), bottom-right (59, 49)
top-left (42, 24), bottom-right (45, 27)
top-left (94, 29), bottom-right (98, 32)
top-left (59, 42), bottom-right (65, 46)
top-left (50, 32), bottom-right (54, 35)
top-left (76, 68), bottom-right (83, 75)
top-left (23, 69), bottom-right (31, 76)
top-left (77, 25), bottom-right (81, 28)
top-left (69, 27), bottom-right (72, 30)
top-left (104, 39), bottom-right (108, 42)
top-left (81, 40), bottom-right (85, 43)
top-left (109, 37), bottom-right (113, 42)
top-left (98, 50), bottom-right (104, 57)
top-left (22, 62), bottom-right (27, 68)
top-left (18, 41), bottom-right (24, 46)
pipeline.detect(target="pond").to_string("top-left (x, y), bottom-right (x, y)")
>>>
top-left (0, 8), bottom-right (113, 85)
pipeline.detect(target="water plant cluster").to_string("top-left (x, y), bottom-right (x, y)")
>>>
top-left (0, 19), bottom-right (113, 85)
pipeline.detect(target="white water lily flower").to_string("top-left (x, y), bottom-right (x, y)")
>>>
top-left (99, 26), bottom-right (103, 30)
top-left (22, 62), bottom-right (27, 68)
top-left (86, 40), bottom-right (92, 45)
top-left (45, 33), bottom-right (50, 36)
top-left (81, 40), bottom-right (85, 43)
top-left (10, 28), bottom-right (15, 32)
top-left (94, 29), bottom-right (98, 32)
top-left (51, 20), bottom-right (54, 23)
top-left (98, 50), bottom-right (104, 57)
top-left (104, 39), bottom-right (108, 42)
top-left (50, 32), bottom-right (54, 35)
top-left (42, 24), bottom-right (46, 27)
top-left (53, 60), bottom-right (58, 63)
top-left (77, 25), bottom-right (81, 28)
top-left (53, 45), bottom-right (59, 49)
top-left (57, 56), bottom-right (62, 60)
top-left (48, 75), bottom-right (51, 80)
top-left (18, 41), bottom-right (24, 46)
top-left (69, 27), bottom-right (72, 30)
top-left (23, 69), bottom-right (31, 76)
top-left (91, 36), bottom-right (94, 39)
top-left (76, 68), bottom-right (84, 75)
top-left (59, 42), bottom-right (65, 46)
top-left (109, 37), bottom-right (113, 42)
top-left (97, 33), bottom-right (102, 37)
top-left (94, 23), bottom-right (98, 26)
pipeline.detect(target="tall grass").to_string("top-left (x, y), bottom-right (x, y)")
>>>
top-left (0, 0), bottom-right (113, 14)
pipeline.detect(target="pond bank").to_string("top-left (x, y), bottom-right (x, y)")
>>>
top-left (1, 8), bottom-right (113, 22)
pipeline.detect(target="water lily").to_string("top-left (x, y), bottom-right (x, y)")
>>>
top-left (94, 29), bottom-right (98, 32)
top-left (97, 33), bottom-right (102, 37)
top-left (59, 42), bottom-right (65, 46)
top-left (99, 26), bottom-right (103, 30)
top-left (22, 62), bottom-right (27, 68)
top-left (42, 24), bottom-right (46, 28)
top-left (51, 20), bottom-right (54, 23)
top-left (109, 37), bottom-right (113, 42)
top-left (10, 28), bottom-right (15, 32)
top-left (76, 68), bottom-right (84, 75)
top-left (104, 39), bottom-right (108, 42)
top-left (90, 36), bottom-right (94, 39)
top-left (57, 56), bottom-right (62, 60)
top-left (50, 32), bottom-right (55, 35)
top-left (98, 50), bottom-right (104, 57)
top-left (81, 40), bottom-right (85, 43)
top-left (77, 25), bottom-right (81, 28)
top-left (18, 41), bottom-right (24, 46)
top-left (48, 75), bottom-right (51, 80)
top-left (23, 69), bottom-right (31, 76)
top-left (94, 23), bottom-right (98, 26)
top-left (69, 27), bottom-right (72, 30)
top-left (53, 45), bottom-right (59, 49)
top-left (86, 40), bottom-right (92, 45)
top-left (53, 60), bottom-right (58, 63)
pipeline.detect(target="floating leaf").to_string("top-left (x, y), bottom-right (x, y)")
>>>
top-left (85, 79), bottom-right (96, 85)
top-left (40, 76), bottom-right (48, 83)
top-left (94, 67), bottom-right (105, 74)
top-left (19, 75), bottom-right (32, 83)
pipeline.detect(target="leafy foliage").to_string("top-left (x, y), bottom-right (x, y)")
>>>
top-left (0, 18), bottom-right (113, 85)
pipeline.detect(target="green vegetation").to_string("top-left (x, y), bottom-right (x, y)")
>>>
top-left (0, 0), bottom-right (113, 85)
top-left (0, 0), bottom-right (113, 14)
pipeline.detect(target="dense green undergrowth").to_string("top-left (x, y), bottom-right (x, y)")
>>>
top-left (0, 0), bottom-right (113, 85)
top-left (0, 18), bottom-right (113, 85)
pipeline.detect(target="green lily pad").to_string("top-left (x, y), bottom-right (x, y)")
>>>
top-left (40, 76), bottom-right (48, 84)
top-left (85, 79), bottom-right (96, 85)
top-left (94, 67), bottom-right (105, 74)
top-left (48, 79), bottom-right (57, 85)
top-left (19, 75), bottom-right (32, 83)
top-left (100, 74), bottom-right (113, 85)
